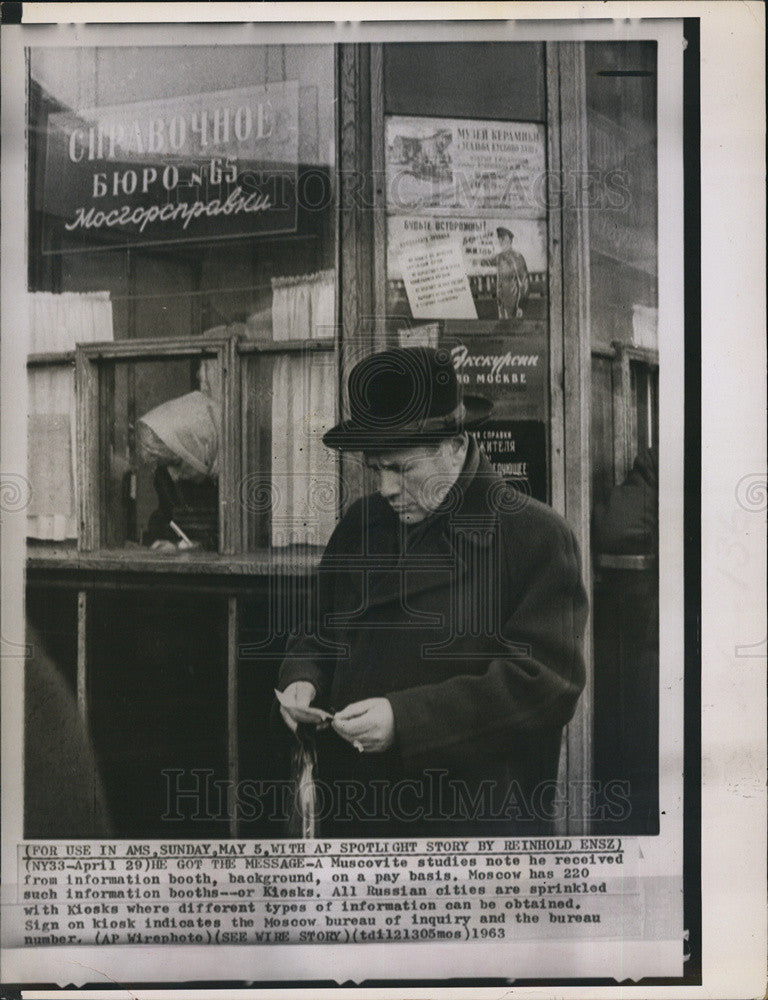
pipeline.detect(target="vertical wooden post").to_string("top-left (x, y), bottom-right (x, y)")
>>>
top-left (221, 336), bottom-right (242, 555)
top-left (557, 42), bottom-right (594, 835)
top-left (546, 42), bottom-right (565, 514)
top-left (546, 42), bottom-right (571, 830)
top-left (338, 44), bottom-right (375, 356)
top-left (75, 348), bottom-right (101, 551)
top-left (370, 43), bottom-right (387, 351)
top-left (612, 342), bottom-right (632, 484)
top-left (76, 590), bottom-right (88, 721)
top-left (227, 594), bottom-right (239, 838)
top-left (338, 45), bottom-right (376, 509)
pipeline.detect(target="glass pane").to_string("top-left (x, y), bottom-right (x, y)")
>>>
top-left (384, 43), bottom-right (546, 122)
top-left (27, 365), bottom-right (77, 541)
top-left (380, 42), bottom-right (551, 504)
top-left (585, 41), bottom-right (658, 353)
top-left (28, 43), bottom-right (339, 554)
top-left (100, 356), bottom-right (221, 551)
top-left (587, 42), bottom-right (660, 836)
top-left (241, 349), bottom-right (338, 551)
top-left (28, 44), bottom-right (337, 341)
top-left (384, 115), bottom-right (548, 328)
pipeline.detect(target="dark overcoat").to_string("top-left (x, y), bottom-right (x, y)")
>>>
top-left (278, 438), bottom-right (587, 837)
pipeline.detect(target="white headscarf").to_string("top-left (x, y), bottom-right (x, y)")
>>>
top-left (137, 391), bottom-right (220, 478)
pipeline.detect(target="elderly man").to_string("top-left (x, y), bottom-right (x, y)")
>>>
top-left (277, 346), bottom-right (587, 836)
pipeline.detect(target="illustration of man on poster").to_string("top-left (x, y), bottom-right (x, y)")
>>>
top-left (494, 226), bottom-right (530, 319)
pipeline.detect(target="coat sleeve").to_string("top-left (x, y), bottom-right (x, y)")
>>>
top-left (386, 516), bottom-right (588, 762)
top-left (276, 505), bottom-right (358, 700)
top-left (593, 447), bottom-right (658, 555)
top-left (276, 556), bottom-right (340, 700)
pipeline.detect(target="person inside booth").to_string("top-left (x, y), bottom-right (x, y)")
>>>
top-left (592, 445), bottom-right (659, 833)
top-left (137, 385), bottom-right (220, 552)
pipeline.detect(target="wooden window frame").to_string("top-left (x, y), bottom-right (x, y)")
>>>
top-left (73, 333), bottom-right (343, 559)
top-left (75, 335), bottom-right (240, 554)
top-left (611, 341), bottom-right (660, 482)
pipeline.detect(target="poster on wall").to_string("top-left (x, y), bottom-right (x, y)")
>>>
top-left (475, 420), bottom-right (548, 502)
top-left (385, 115), bottom-right (547, 216)
top-left (442, 332), bottom-right (549, 500)
top-left (42, 81), bottom-right (300, 249)
top-left (388, 215), bottom-right (547, 320)
top-left (397, 233), bottom-right (477, 318)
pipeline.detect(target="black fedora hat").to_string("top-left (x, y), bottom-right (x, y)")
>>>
top-left (323, 346), bottom-right (493, 451)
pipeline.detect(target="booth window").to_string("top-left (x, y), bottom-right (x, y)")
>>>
top-left (75, 338), bottom-right (236, 552)
top-left (28, 44), bottom-right (338, 555)
top-left (379, 43), bottom-right (551, 504)
top-left (585, 40), bottom-right (659, 507)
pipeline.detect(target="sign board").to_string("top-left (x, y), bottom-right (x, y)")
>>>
top-left (442, 330), bottom-right (549, 501)
top-left (475, 420), bottom-right (548, 503)
top-left (42, 82), bottom-right (300, 249)
top-left (445, 332), bottom-right (548, 420)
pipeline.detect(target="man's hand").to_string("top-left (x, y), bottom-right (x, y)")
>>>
top-left (332, 698), bottom-right (395, 753)
top-left (278, 681), bottom-right (318, 732)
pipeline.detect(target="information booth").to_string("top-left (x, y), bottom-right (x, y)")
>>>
top-left (25, 40), bottom-right (659, 838)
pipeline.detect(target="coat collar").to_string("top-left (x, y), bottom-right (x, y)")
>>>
top-left (449, 435), bottom-right (505, 527)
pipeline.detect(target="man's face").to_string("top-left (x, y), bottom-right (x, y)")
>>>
top-left (363, 440), bottom-right (460, 524)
